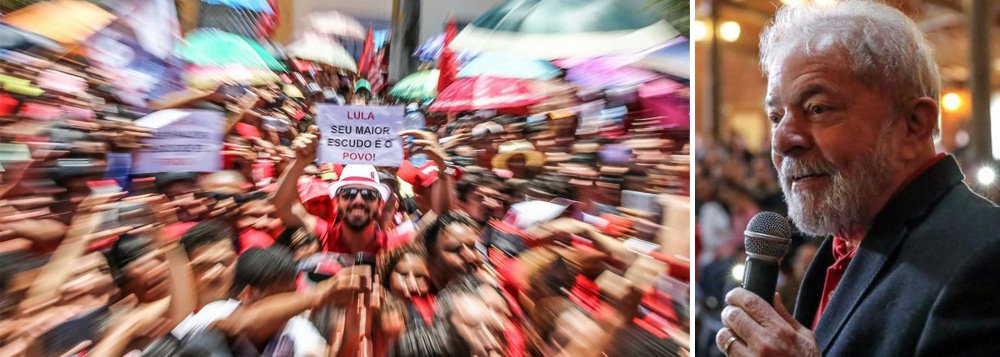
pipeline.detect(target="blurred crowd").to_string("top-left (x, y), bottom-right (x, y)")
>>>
top-left (692, 134), bottom-right (817, 356)
top-left (0, 36), bottom-right (690, 356)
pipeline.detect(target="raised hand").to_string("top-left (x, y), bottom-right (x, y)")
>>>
top-left (291, 125), bottom-right (320, 165)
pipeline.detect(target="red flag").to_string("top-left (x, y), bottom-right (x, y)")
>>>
top-left (369, 49), bottom-right (385, 94)
top-left (358, 25), bottom-right (375, 75)
top-left (437, 17), bottom-right (458, 93)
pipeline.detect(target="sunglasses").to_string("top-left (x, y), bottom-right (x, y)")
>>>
top-left (197, 190), bottom-right (268, 204)
top-left (337, 187), bottom-right (379, 202)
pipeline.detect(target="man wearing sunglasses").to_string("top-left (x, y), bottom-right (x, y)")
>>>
top-left (272, 128), bottom-right (398, 256)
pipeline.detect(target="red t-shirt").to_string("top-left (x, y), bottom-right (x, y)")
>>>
top-left (312, 216), bottom-right (408, 255)
top-left (238, 228), bottom-right (275, 253)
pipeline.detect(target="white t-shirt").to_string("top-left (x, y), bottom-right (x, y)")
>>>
top-left (171, 299), bottom-right (241, 340)
top-left (171, 299), bottom-right (326, 357)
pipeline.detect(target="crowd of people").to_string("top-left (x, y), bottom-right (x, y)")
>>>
top-left (693, 134), bottom-right (817, 356)
top-left (0, 36), bottom-right (690, 356)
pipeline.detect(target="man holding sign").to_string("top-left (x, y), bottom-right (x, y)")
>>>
top-left (272, 126), bottom-right (393, 256)
top-left (272, 105), bottom-right (450, 256)
top-left (315, 104), bottom-right (404, 167)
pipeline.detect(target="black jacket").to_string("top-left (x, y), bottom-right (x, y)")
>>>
top-left (794, 156), bottom-right (1000, 356)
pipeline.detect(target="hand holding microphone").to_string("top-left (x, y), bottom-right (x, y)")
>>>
top-left (715, 212), bottom-right (819, 357)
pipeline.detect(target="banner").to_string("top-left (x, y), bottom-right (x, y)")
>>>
top-left (316, 104), bottom-right (404, 167)
top-left (86, 0), bottom-right (184, 109)
top-left (132, 109), bottom-right (225, 174)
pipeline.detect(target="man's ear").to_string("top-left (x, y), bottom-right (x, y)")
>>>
top-left (906, 97), bottom-right (939, 142)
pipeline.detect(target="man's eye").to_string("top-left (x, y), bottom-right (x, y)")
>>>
top-left (809, 105), bottom-right (828, 115)
top-left (768, 114), bottom-right (781, 124)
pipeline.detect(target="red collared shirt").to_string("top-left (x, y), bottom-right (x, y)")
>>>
top-left (812, 153), bottom-right (947, 327)
top-left (313, 215), bottom-right (398, 255)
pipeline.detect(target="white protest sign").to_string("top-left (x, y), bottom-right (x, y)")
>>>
top-left (132, 109), bottom-right (224, 174)
top-left (316, 104), bottom-right (404, 167)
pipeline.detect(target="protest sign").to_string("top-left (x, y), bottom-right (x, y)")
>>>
top-left (132, 109), bottom-right (224, 174)
top-left (316, 104), bottom-right (404, 167)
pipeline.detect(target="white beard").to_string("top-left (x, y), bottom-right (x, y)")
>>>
top-left (778, 128), bottom-right (897, 237)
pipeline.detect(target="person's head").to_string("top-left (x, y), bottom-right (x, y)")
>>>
top-left (275, 227), bottom-right (321, 261)
top-left (378, 243), bottom-right (431, 298)
top-left (155, 172), bottom-right (199, 199)
top-left (378, 170), bottom-right (402, 223)
top-left (181, 220), bottom-right (238, 307)
top-left (331, 165), bottom-right (389, 232)
top-left (198, 170), bottom-right (251, 221)
top-left (436, 283), bottom-right (507, 357)
top-left (792, 242), bottom-right (819, 278)
top-left (421, 212), bottom-right (481, 287)
top-left (760, 0), bottom-right (940, 237)
top-left (231, 247), bottom-right (298, 304)
top-left (107, 233), bottom-right (170, 303)
top-left (455, 173), bottom-right (504, 225)
top-left (199, 170), bottom-right (249, 195)
top-left (507, 154), bottom-right (528, 177)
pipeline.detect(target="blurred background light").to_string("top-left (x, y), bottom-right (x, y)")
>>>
top-left (693, 20), bottom-right (708, 42)
top-left (719, 21), bottom-right (741, 43)
top-left (942, 91), bottom-right (962, 112)
top-left (730, 263), bottom-right (745, 282)
top-left (977, 166), bottom-right (996, 186)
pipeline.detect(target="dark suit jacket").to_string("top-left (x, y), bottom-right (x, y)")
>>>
top-left (794, 156), bottom-right (1000, 356)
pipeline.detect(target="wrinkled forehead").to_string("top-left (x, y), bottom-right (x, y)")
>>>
top-left (765, 44), bottom-right (856, 106)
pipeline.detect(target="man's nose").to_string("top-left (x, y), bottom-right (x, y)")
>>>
top-left (772, 112), bottom-right (812, 158)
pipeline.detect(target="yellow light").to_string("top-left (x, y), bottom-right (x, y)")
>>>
top-left (693, 20), bottom-right (708, 42)
top-left (814, 0), bottom-right (838, 6)
top-left (942, 92), bottom-right (962, 112)
top-left (719, 21), bottom-right (741, 43)
top-left (780, 0), bottom-right (805, 5)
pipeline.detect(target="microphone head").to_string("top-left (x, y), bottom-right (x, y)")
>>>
top-left (744, 211), bottom-right (793, 260)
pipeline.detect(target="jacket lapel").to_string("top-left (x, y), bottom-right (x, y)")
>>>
top-left (812, 156), bottom-right (965, 353)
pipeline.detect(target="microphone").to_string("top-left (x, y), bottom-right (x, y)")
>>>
top-left (742, 211), bottom-right (793, 304)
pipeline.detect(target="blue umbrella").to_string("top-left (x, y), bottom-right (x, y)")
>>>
top-left (451, 0), bottom-right (678, 59)
top-left (201, 0), bottom-right (273, 14)
top-left (413, 32), bottom-right (475, 63)
top-left (458, 53), bottom-right (560, 80)
top-left (637, 39), bottom-right (689, 79)
top-left (0, 23), bottom-right (63, 51)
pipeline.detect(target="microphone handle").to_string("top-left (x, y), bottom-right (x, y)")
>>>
top-left (742, 256), bottom-right (780, 305)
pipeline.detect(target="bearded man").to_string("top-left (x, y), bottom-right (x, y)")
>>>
top-left (716, 1), bottom-right (1000, 356)
top-left (272, 128), bottom-right (399, 256)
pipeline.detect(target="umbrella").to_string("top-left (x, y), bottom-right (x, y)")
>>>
top-left (637, 39), bottom-right (689, 79)
top-left (430, 76), bottom-right (544, 112)
top-left (565, 60), bottom-right (660, 89)
top-left (451, 0), bottom-right (678, 59)
top-left (177, 29), bottom-right (285, 71)
top-left (201, 0), bottom-right (274, 13)
top-left (3, 0), bottom-right (116, 45)
top-left (307, 11), bottom-right (365, 40)
top-left (286, 36), bottom-right (357, 72)
top-left (185, 64), bottom-right (280, 89)
top-left (0, 23), bottom-right (64, 51)
top-left (413, 32), bottom-right (475, 63)
top-left (458, 53), bottom-right (560, 80)
top-left (639, 78), bottom-right (688, 129)
top-left (389, 70), bottom-right (439, 101)
top-left (197, 3), bottom-right (266, 39)
top-left (526, 79), bottom-right (579, 113)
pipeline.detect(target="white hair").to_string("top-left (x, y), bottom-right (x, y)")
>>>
top-left (759, 0), bottom-right (941, 134)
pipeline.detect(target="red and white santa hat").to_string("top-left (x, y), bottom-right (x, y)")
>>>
top-left (328, 164), bottom-right (390, 201)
